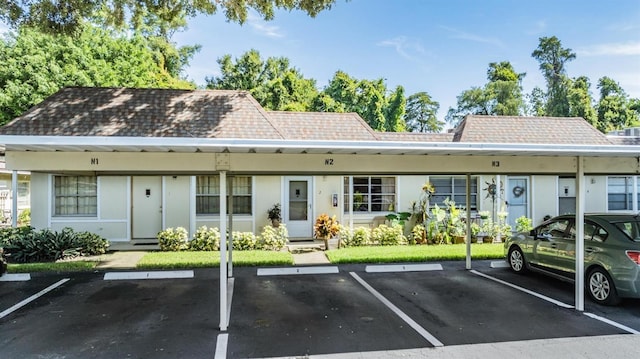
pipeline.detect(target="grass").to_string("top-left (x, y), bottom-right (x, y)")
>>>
top-left (8, 261), bottom-right (99, 273)
top-left (325, 243), bottom-right (505, 264)
top-left (136, 250), bottom-right (294, 269)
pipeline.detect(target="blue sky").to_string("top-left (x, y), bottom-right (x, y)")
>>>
top-left (174, 0), bottom-right (640, 121)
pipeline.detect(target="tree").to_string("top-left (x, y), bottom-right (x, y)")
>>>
top-left (531, 36), bottom-right (576, 117)
top-left (567, 76), bottom-right (597, 126)
top-left (404, 92), bottom-right (442, 133)
top-left (446, 61), bottom-right (525, 126)
top-left (206, 49), bottom-right (318, 111)
top-left (596, 76), bottom-right (639, 132)
top-left (526, 87), bottom-right (547, 116)
top-left (384, 86), bottom-right (406, 132)
top-left (0, 25), bottom-right (193, 125)
top-left (0, 0), bottom-right (338, 35)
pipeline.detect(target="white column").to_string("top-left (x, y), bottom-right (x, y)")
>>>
top-left (495, 174), bottom-right (501, 243)
top-left (348, 176), bottom-right (354, 229)
top-left (228, 176), bottom-right (233, 278)
top-left (219, 171), bottom-right (228, 331)
top-left (465, 174), bottom-right (472, 270)
top-left (575, 157), bottom-right (585, 311)
top-left (11, 170), bottom-right (18, 227)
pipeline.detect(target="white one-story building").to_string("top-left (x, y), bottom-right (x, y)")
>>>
top-left (0, 87), bottom-right (638, 244)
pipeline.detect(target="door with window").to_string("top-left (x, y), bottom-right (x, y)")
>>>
top-left (132, 176), bottom-right (163, 239)
top-left (285, 177), bottom-right (312, 239)
top-left (507, 177), bottom-right (529, 229)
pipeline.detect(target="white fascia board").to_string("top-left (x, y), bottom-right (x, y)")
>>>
top-left (0, 135), bottom-right (639, 157)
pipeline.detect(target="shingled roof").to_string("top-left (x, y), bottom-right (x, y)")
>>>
top-left (0, 87), bottom-right (285, 139)
top-left (268, 111), bottom-right (378, 141)
top-left (452, 115), bottom-right (613, 145)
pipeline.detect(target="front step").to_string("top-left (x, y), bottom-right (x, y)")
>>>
top-left (287, 239), bottom-right (325, 253)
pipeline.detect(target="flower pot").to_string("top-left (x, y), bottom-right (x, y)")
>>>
top-left (271, 219), bottom-right (280, 228)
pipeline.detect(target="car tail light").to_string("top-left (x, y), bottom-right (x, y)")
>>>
top-left (626, 251), bottom-right (640, 265)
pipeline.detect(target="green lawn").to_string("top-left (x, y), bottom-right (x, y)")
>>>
top-left (325, 243), bottom-right (505, 264)
top-left (136, 250), bottom-right (294, 269)
top-left (8, 261), bottom-right (99, 273)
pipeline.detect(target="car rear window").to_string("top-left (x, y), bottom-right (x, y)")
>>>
top-left (614, 220), bottom-right (640, 242)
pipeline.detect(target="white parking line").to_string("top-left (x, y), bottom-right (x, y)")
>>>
top-left (214, 333), bottom-right (228, 359)
top-left (0, 273), bottom-right (31, 282)
top-left (583, 312), bottom-right (640, 334)
top-left (257, 266), bottom-right (339, 276)
top-left (0, 278), bottom-right (70, 319)
top-left (470, 270), bottom-right (574, 309)
top-left (490, 260), bottom-right (510, 268)
top-left (103, 270), bottom-right (194, 280)
top-left (349, 272), bottom-right (444, 347)
top-left (365, 263), bottom-right (443, 273)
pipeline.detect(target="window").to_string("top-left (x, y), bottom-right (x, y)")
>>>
top-left (343, 177), bottom-right (396, 213)
top-left (607, 176), bottom-right (638, 211)
top-left (54, 176), bottom-right (97, 216)
top-left (538, 218), bottom-right (571, 239)
top-left (430, 176), bottom-right (478, 209)
top-left (579, 221), bottom-right (608, 243)
top-left (196, 176), bottom-right (252, 215)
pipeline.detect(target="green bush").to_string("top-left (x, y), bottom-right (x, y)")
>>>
top-left (189, 226), bottom-right (220, 251)
top-left (410, 224), bottom-right (426, 244)
top-left (232, 231), bottom-right (258, 250)
top-left (259, 224), bottom-right (288, 251)
top-left (515, 216), bottom-right (533, 233)
top-left (371, 224), bottom-right (407, 246)
top-left (0, 226), bottom-right (33, 249)
top-left (76, 231), bottom-right (109, 255)
top-left (157, 227), bottom-right (189, 251)
top-left (18, 208), bottom-right (31, 226)
top-left (339, 226), bottom-right (370, 247)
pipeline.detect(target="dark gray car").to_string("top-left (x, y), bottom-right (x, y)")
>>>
top-left (505, 213), bottom-right (640, 305)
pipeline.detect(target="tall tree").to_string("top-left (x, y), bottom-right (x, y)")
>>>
top-left (404, 92), bottom-right (442, 133)
top-left (596, 76), bottom-right (639, 132)
top-left (567, 76), bottom-right (597, 126)
top-left (0, 0), bottom-right (338, 35)
top-left (0, 25), bottom-right (194, 125)
top-left (526, 87), bottom-right (547, 116)
top-left (385, 86), bottom-right (407, 132)
top-left (206, 49), bottom-right (318, 111)
top-left (446, 61), bottom-right (525, 125)
top-left (531, 36), bottom-right (576, 117)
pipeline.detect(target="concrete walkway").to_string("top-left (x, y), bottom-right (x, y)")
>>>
top-left (292, 251), bottom-right (330, 265)
top-left (94, 251), bottom-right (147, 269)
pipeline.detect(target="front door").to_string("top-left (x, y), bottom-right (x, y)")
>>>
top-left (132, 176), bottom-right (163, 239)
top-left (285, 177), bottom-right (313, 239)
top-left (507, 177), bottom-right (529, 229)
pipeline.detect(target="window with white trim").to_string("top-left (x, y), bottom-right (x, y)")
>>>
top-left (429, 176), bottom-right (478, 209)
top-left (343, 176), bottom-right (396, 213)
top-left (196, 176), bottom-right (252, 215)
top-left (54, 176), bottom-right (97, 216)
top-left (607, 176), bottom-right (639, 211)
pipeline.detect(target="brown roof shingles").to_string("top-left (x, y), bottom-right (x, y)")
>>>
top-left (268, 111), bottom-right (379, 141)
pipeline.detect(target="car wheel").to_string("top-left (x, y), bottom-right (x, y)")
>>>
top-left (508, 247), bottom-right (527, 274)
top-left (587, 267), bottom-right (621, 306)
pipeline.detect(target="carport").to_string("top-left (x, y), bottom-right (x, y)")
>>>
top-left (2, 136), bottom-right (638, 331)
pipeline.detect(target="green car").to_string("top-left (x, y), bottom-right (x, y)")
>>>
top-left (505, 213), bottom-right (640, 305)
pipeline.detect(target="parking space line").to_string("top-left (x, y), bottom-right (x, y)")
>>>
top-left (214, 333), bottom-right (228, 359)
top-left (257, 266), bottom-right (339, 276)
top-left (0, 278), bottom-right (70, 319)
top-left (0, 273), bottom-right (31, 282)
top-left (583, 312), bottom-right (640, 334)
top-left (365, 263), bottom-right (443, 273)
top-left (470, 270), bottom-right (574, 309)
top-left (103, 270), bottom-right (194, 280)
top-left (490, 260), bottom-right (510, 268)
top-left (349, 272), bottom-right (444, 347)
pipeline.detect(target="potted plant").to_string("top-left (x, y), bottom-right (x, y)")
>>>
top-left (314, 213), bottom-right (340, 250)
top-left (267, 203), bottom-right (281, 227)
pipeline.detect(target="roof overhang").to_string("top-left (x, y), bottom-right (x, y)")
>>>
top-left (0, 135), bottom-right (639, 158)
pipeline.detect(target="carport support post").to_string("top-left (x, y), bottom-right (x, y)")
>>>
top-left (219, 171), bottom-right (228, 331)
top-left (575, 157), bottom-right (585, 311)
top-left (11, 170), bottom-right (17, 227)
top-left (465, 173), bottom-right (472, 270)
top-left (348, 176), bottom-right (354, 229)
top-left (228, 177), bottom-right (233, 278)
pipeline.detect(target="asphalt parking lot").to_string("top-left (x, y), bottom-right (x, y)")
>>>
top-left (1, 260), bottom-right (639, 359)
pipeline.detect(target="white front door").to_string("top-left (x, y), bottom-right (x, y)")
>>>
top-left (285, 177), bottom-right (313, 239)
top-left (507, 177), bottom-right (529, 229)
top-left (132, 176), bottom-right (163, 239)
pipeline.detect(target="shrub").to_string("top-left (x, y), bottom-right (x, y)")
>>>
top-left (189, 226), bottom-right (220, 251)
top-left (232, 231), bottom-right (258, 250)
top-left (314, 213), bottom-right (340, 239)
top-left (410, 224), bottom-right (426, 244)
top-left (76, 231), bottom-right (109, 255)
top-left (515, 216), bottom-right (533, 233)
top-left (157, 227), bottom-right (189, 251)
top-left (259, 224), bottom-right (288, 251)
top-left (339, 226), bottom-right (370, 247)
top-left (18, 208), bottom-right (31, 226)
top-left (0, 226), bottom-right (33, 248)
top-left (371, 224), bottom-right (407, 246)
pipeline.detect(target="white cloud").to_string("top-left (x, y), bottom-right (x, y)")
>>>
top-left (440, 26), bottom-right (504, 47)
top-left (246, 13), bottom-right (284, 38)
top-left (377, 36), bottom-right (425, 61)
top-left (577, 41), bottom-right (640, 56)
